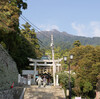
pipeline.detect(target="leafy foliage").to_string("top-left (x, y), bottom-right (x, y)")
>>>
top-left (58, 72), bottom-right (69, 89)
top-left (0, 1), bottom-right (19, 33)
top-left (0, 1), bottom-right (41, 73)
top-left (57, 72), bottom-right (75, 98)
top-left (70, 45), bottom-right (100, 98)
top-left (21, 22), bottom-right (41, 58)
top-left (73, 40), bottom-right (81, 47)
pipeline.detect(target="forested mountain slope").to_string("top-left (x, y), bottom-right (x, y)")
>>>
top-left (37, 29), bottom-right (100, 49)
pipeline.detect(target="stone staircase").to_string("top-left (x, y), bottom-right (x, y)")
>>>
top-left (24, 85), bottom-right (65, 99)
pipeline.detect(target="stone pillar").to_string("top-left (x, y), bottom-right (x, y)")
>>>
top-left (34, 62), bottom-right (37, 84)
top-left (56, 75), bottom-right (59, 86)
top-left (18, 74), bottom-right (21, 83)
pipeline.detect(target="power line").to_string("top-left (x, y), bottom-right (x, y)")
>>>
top-left (0, 8), bottom-right (47, 49)
top-left (19, 25), bottom-right (43, 44)
top-left (1, 19), bottom-right (48, 50)
top-left (1, 1), bottom-right (50, 41)
top-left (0, 4), bottom-right (50, 49)
top-left (20, 15), bottom-right (50, 49)
top-left (0, 14), bottom-right (45, 50)
top-left (19, 25), bottom-right (48, 50)
top-left (20, 15), bottom-right (50, 39)
top-left (0, 19), bottom-right (44, 50)
top-left (19, 25), bottom-right (49, 49)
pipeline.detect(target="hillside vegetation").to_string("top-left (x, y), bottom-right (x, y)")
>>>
top-left (37, 29), bottom-right (100, 49)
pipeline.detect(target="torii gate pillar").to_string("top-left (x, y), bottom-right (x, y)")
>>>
top-left (33, 62), bottom-right (37, 84)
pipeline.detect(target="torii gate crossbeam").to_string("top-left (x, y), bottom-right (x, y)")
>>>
top-left (28, 57), bottom-right (62, 85)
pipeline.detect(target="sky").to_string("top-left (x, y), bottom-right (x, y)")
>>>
top-left (19, 0), bottom-right (100, 37)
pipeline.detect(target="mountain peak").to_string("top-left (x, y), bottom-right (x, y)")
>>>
top-left (37, 30), bottom-right (100, 49)
top-left (39, 29), bottom-right (73, 37)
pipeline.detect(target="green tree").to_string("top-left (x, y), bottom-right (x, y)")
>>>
top-left (21, 22), bottom-right (41, 57)
top-left (58, 72), bottom-right (69, 98)
top-left (57, 72), bottom-right (74, 98)
top-left (0, 1), bottom-right (42, 73)
top-left (70, 45), bottom-right (100, 98)
top-left (0, 0), bottom-right (27, 32)
top-left (73, 40), bottom-right (81, 47)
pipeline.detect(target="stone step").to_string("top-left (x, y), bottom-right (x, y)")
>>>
top-left (24, 85), bottom-right (65, 99)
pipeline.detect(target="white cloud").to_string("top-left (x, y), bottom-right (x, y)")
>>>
top-left (72, 21), bottom-right (100, 37)
top-left (72, 23), bottom-right (86, 36)
top-left (90, 21), bottom-right (100, 37)
top-left (38, 24), bottom-right (59, 31)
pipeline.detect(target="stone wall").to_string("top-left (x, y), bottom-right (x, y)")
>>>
top-left (0, 44), bottom-right (18, 91)
top-left (0, 87), bottom-right (24, 99)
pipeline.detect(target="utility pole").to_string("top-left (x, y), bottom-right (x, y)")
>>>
top-left (51, 35), bottom-right (56, 86)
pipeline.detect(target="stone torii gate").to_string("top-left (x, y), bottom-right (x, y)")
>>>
top-left (28, 57), bottom-right (62, 86)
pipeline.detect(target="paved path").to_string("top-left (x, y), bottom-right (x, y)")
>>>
top-left (24, 85), bottom-right (65, 99)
